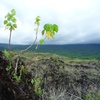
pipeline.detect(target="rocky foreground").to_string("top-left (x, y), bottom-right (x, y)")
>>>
top-left (0, 51), bottom-right (100, 100)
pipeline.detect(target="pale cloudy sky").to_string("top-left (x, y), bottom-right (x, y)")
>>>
top-left (0, 0), bottom-right (100, 44)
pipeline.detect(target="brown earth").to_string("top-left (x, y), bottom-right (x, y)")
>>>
top-left (0, 51), bottom-right (100, 100)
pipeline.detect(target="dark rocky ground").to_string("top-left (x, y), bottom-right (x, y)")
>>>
top-left (0, 51), bottom-right (100, 100)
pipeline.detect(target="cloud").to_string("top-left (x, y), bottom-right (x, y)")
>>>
top-left (0, 0), bottom-right (100, 44)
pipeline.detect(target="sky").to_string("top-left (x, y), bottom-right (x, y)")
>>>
top-left (0, 0), bottom-right (100, 45)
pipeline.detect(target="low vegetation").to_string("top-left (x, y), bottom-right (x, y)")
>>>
top-left (0, 51), bottom-right (100, 100)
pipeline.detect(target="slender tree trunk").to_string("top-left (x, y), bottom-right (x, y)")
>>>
top-left (8, 29), bottom-right (12, 53)
top-left (19, 26), bottom-right (39, 54)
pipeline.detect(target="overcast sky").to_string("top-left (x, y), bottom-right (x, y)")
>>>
top-left (0, 0), bottom-right (100, 45)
